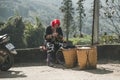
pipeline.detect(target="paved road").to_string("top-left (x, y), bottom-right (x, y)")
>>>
top-left (0, 61), bottom-right (120, 80)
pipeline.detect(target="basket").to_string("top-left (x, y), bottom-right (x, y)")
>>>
top-left (77, 47), bottom-right (97, 69)
top-left (62, 48), bottom-right (77, 68)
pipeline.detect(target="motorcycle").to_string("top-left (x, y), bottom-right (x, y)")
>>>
top-left (0, 34), bottom-right (17, 71)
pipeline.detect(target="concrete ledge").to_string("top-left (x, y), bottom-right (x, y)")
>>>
top-left (14, 45), bottom-right (120, 63)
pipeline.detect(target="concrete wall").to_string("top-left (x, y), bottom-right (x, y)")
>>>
top-left (14, 49), bottom-right (47, 63)
top-left (97, 45), bottom-right (120, 60)
top-left (14, 45), bottom-right (120, 63)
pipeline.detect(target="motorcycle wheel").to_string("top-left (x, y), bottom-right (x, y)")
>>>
top-left (56, 50), bottom-right (65, 65)
top-left (0, 49), bottom-right (14, 71)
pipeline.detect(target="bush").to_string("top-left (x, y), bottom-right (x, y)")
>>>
top-left (0, 16), bottom-right (45, 48)
top-left (69, 35), bottom-right (91, 45)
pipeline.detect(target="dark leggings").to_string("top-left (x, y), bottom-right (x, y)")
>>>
top-left (47, 44), bottom-right (59, 63)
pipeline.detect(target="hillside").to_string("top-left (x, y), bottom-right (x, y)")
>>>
top-left (0, 0), bottom-right (97, 34)
top-left (0, 0), bottom-right (62, 25)
top-left (0, 0), bottom-right (115, 35)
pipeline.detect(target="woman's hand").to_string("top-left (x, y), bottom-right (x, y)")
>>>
top-left (52, 32), bottom-right (58, 37)
top-left (46, 35), bottom-right (52, 39)
top-left (46, 32), bottom-right (58, 39)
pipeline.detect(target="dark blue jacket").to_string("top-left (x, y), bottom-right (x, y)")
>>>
top-left (45, 26), bottom-right (63, 42)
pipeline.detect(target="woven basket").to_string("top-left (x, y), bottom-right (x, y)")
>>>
top-left (89, 47), bottom-right (97, 68)
top-left (77, 47), bottom-right (97, 69)
top-left (62, 48), bottom-right (77, 68)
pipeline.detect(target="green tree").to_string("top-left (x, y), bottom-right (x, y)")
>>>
top-left (24, 17), bottom-right (45, 48)
top-left (100, 0), bottom-right (120, 40)
top-left (76, 0), bottom-right (86, 37)
top-left (0, 16), bottom-right (26, 48)
top-left (60, 0), bottom-right (74, 41)
top-left (24, 21), bottom-right (34, 47)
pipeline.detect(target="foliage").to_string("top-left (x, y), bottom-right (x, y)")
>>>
top-left (24, 17), bottom-right (45, 48)
top-left (60, 0), bottom-right (74, 41)
top-left (76, 0), bottom-right (86, 36)
top-left (100, 0), bottom-right (120, 38)
top-left (0, 15), bottom-right (45, 48)
top-left (70, 34), bottom-right (120, 46)
top-left (69, 35), bottom-right (91, 45)
top-left (0, 16), bottom-right (26, 48)
top-left (99, 34), bottom-right (120, 44)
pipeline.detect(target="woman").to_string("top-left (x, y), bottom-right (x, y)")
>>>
top-left (45, 19), bottom-right (64, 67)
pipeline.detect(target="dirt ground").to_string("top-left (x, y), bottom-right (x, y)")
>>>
top-left (0, 60), bottom-right (120, 80)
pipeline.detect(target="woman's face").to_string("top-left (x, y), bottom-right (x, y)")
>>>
top-left (52, 24), bottom-right (59, 29)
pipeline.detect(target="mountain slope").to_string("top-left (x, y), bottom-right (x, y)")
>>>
top-left (0, 0), bottom-right (62, 25)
